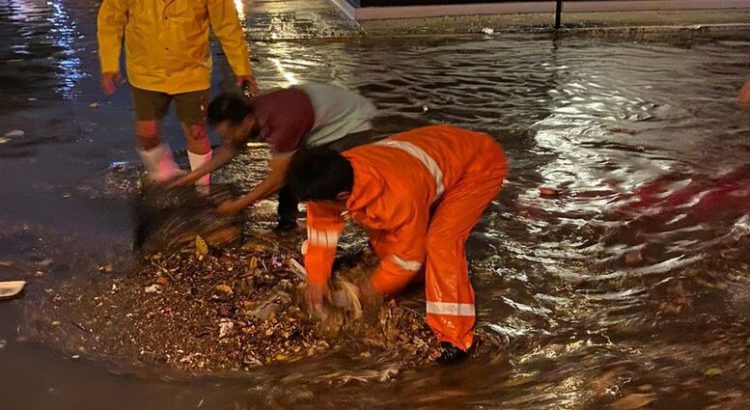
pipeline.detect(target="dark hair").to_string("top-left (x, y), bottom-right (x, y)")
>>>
top-left (207, 93), bottom-right (253, 126)
top-left (286, 147), bottom-right (354, 202)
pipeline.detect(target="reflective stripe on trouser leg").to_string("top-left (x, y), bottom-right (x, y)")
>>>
top-left (424, 161), bottom-right (506, 351)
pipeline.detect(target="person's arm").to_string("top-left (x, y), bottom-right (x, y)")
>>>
top-left (303, 202), bottom-right (347, 311)
top-left (739, 76), bottom-right (750, 110)
top-left (97, 0), bottom-right (128, 95)
top-left (217, 152), bottom-right (292, 215)
top-left (367, 200), bottom-right (429, 296)
top-left (169, 144), bottom-right (239, 187)
top-left (207, 0), bottom-right (256, 93)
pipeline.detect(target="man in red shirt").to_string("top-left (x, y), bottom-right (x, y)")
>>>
top-left (173, 83), bottom-right (377, 231)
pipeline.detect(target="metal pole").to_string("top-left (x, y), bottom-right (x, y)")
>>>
top-left (555, 0), bottom-right (562, 29)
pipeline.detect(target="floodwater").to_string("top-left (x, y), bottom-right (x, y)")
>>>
top-left (2, 0), bottom-right (750, 408)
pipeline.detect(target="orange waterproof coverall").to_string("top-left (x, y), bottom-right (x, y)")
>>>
top-left (303, 124), bottom-right (508, 350)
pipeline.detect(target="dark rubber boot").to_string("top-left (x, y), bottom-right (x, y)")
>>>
top-left (274, 219), bottom-right (297, 233)
top-left (436, 342), bottom-right (469, 364)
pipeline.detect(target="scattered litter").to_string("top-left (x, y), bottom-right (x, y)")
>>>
top-left (89, 102), bottom-right (100, 109)
top-left (109, 161), bottom-right (129, 173)
top-left (215, 284), bottom-right (233, 296)
top-left (195, 235), bottom-right (209, 258)
top-left (624, 250), bottom-right (643, 266)
top-left (539, 187), bottom-right (562, 198)
top-left (481, 28), bottom-right (494, 35)
top-left (144, 284), bottom-right (160, 294)
top-left (37, 259), bottom-right (53, 267)
top-left (0, 280), bottom-right (26, 299)
top-left (0, 137), bottom-right (9, 144)
top-left (218, 319), bottom-right (234, 338)
top-left (0, 339), bottom-right (6, 350)
top-left (25, 239), bottom-right (458, 372)
top-left (704, 367), bottom-right (722, 377)
top-left (28, 97), bottom-right (37, 102)
top-left (4, 129), bottom-right (25, 138)
top-left (288, 258), bottom-right (307, 280)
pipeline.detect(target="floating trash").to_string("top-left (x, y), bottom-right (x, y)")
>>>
top-left (4, 129), bottom-right (25, 138)
top-left (0, 281), bottom-right (27, 300)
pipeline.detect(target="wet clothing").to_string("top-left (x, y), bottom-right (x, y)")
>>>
top-left (297, 83), bottom-right (378, 147)
top-left (251, 83), bottom-right (377, 153)
top-left (98, 0), bottom-right (252, 95)
top-left (131, 87), bottom-right (209, 124)
top-left (251, 83), bottom-right (377, 226)
top-left (302, 124), bottom-right (508, 350)
top-left (250, 88), bottom-right (315, 153)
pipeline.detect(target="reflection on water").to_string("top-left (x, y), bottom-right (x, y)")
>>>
top-left (47, 0), bottom-right (84, 98)
top-left (0, 0), bottom-right (83, 101)
top-left (4, 0), bottom-right (750, 407)
top-left (201, 34), bottom-right (750, 408)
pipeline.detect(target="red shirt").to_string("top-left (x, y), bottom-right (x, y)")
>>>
top-left (250, 87), bottom-right (315, 153)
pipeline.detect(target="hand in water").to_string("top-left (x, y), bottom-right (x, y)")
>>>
top-left (217, 199), bottom-right (245, 216)
top-left (305, 282), bottom-right (331, 313)
top-left (101, 72), bottom-right (125, 96)
top-left (357, 279), bottom-right (380, 306)
top-left (167, 173), bottom-right (195, 189)
top-left (236, 75), bottom-right (258, 96)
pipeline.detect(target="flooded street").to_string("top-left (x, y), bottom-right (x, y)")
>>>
top-left (3, 0), bottom-right (750, 408)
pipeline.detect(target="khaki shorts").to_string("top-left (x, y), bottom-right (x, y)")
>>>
top-left (131, 87), bottom-right (209, 125)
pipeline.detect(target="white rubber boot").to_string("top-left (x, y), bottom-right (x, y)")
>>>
top-left (188, 149), bottom-right (212, 195)
top-left (137, 143), bottom-right (181, 182)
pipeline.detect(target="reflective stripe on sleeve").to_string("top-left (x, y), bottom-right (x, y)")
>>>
top-left (307, 228), bottom-right (340, 248)
top-left (426, 302), bottom-right (476, 317)
top-left (391, 255), bottom-right (422, 271)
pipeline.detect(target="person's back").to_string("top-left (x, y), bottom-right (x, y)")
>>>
top-left (341, 125), bottom-right (504, 217)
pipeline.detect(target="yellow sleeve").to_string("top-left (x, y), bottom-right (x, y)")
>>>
top-left (96, 0), bottom-right (128, 74)
top-left (207, 0), bottom-right (253, 76)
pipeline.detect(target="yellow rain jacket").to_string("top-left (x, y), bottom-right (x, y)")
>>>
top-left (97, 0), bottom-right (252, 95)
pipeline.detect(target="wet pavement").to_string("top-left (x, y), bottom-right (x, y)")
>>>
top-left (4, 0), bottom-right (750, 409)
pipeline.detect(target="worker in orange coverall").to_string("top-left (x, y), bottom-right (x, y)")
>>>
top-left (284, 124), bottom-right (508, 363)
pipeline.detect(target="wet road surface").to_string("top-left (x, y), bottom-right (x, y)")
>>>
top-left (2, 0), bottom-right (750, 409)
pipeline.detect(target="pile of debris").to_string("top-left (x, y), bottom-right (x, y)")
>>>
top-left (25, 234), bottom-right (439, 373)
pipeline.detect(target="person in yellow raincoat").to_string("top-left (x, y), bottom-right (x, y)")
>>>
top-left (97, 0), bottom-right (256, 192)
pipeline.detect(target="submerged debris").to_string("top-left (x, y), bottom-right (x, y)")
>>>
top-left (133, 184), bottom-right (242, 254)
top-left (24, 236), bottom-right (443, 373)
